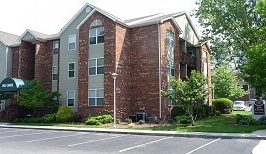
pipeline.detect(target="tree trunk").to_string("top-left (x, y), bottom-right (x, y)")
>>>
top-left (191, 115), bottom-right (196, 126)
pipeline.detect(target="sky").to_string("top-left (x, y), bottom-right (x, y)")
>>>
top-left (0, 0), bottom-right (199, 35)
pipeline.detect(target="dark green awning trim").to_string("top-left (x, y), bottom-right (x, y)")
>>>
top-left (0, 78), bottom-right (29, 92)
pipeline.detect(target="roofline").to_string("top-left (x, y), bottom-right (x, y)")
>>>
top-left (18, 29), bottom-right (46, 42)
top-left (59, 3), bottom-right (95, 36)
top-left (0, 38), bottom-right (8, 46)
top-left (76, 6), bottom-right (127, 30)
top-left (172, 12), bottom-right (201, 40)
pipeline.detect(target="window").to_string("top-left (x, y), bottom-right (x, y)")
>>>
top-left (53, 41), bottom-right (59, 54)
top-left (52, 66), bottom-right (58, 80)
top-left (68, 34), bottom-right (76, 50)
top-left (89, 89), bottom-right (104, 106)
top-left (89, 58), bottom-right (104, 75)
top-left (89, 19), bottom-right (104, 45)
top-left (89, 27), bottom-right (104, 45)
top-left (68, 62), bottom-right (75, 78)
top-left (67, 90), bottom-right (75, 107)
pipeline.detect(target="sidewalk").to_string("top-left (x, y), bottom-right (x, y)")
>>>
top-left (1, 122), bottom-right (266, 140)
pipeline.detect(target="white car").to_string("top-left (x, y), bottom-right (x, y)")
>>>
top-left (233, 101), bottom-right (246, 111)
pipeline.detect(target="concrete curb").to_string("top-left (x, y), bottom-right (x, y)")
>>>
top-left (1, 124), bottom-right (266, 140)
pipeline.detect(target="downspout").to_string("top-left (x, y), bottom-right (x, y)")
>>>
top-left (5, 46), bottom-right (8, 78)
top-left (157, 22), bottom-right (162, 119)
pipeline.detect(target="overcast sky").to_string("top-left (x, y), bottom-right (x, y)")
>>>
top-left (0, 0), bottom-right (199, 35)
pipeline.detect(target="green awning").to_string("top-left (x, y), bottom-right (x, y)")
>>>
top-left (0, 78), bottom-right (28, 92)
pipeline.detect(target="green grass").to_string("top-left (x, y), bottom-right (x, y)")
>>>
top-left (145, 111), bottom-right (266, 133)
top-left (12, 111), bottom-right (266, 133)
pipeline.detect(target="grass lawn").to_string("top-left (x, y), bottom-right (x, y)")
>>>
top-left (12, 111), bottom-right (266, 133)
top-left (145, 111), bottom-right (266, 133)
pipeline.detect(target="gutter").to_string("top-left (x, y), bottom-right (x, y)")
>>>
top-left (157, 22), bottom-right (162, 119)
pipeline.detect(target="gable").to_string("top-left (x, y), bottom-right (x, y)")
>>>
top-left (21, 32), bottom-right (35, 42)
top-left (174, 13), bottom-right (200, 45)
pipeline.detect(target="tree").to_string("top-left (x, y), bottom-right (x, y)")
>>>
top-left (193, 0), bottom-right (263, 66)
top-left (0, 92), bottom-right (13, 103)
top-left (163, 71), bottom-right (208, 126)
top-left (241, 0), bottom-right (266, 95)
top-left (17, 80), bottom-right (61, 117)
top-left (212, 63), bottom-right (247, 98)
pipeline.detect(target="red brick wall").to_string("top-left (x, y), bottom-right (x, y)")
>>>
top-left (129, 24), bottom-right (161, 118)
top-left (34, 41), bottom-right (53, 89)
top-left (78, 11), bottom-right (118, 117)
top-left (11, 46), bottom-right (20, 78)
top-left (114, 24), bottom-right (131, 120)
top-left (19, 41), bottom-right (35, 80)
top-left (200, 44), bottom-right (212, 105)
top-left (159, 20), bottom-right (180, 120)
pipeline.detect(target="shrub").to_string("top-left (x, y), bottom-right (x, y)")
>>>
top-left (40, 113), bottom-right (56, 123)
top-left (125, 118), bottom-right (133, 124)
top-left (116, 118), bottom-right (121, 124)
top-left (202, 105), bottom-right (216, 117)
top-left (176, 115), bottom-right (191, 124)
top-left (56, 106), bottom-right (74, 123)
top-left (85, 114), bottom-right (113, 125)
top-left (215, 111), bottom-right (221, 116)
top-left (85, 118), bottom-right (101, 125)
top-left (171, 106), bottom-right (187, 119)
top-left (213, 98), bottom-right (233, 114)
top-left (258, 116), bottom-right (266, 125)
top-left (138, 120), bottom-right (145, 125)
top-left (74, 112), bottom-right (83, 123)
top-left (236, 114), bottom-right (258, 125)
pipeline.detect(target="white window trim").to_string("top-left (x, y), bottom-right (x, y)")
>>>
top-left (88, 88), bottom-right (104, 106)
top-left (67, 90), bottom-right (75, 107)
top-left (53, 40), bottom-right (59, 49)
top-left (88, 57), bottom-right (104, 76)
top-left (68, 34), bottom-right (76, 51)
top-left (89, 27), bottom-right (104, 46)
top-left (52, 66), bottom-right (58, 81)
top-left (68, 62), bottom-right (75, 78)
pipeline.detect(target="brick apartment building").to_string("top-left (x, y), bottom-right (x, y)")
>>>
top-left (0, 3), bottom-right (211, 121)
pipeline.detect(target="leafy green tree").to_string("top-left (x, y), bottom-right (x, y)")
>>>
top-left (193, 0), bottom-right (263, 65)
top-left (212, 63), bottom-right (247, 98)
top-left (241, 0), bottom-right (266, 95)
top-left (0, 92), bottom-right (13, 103)
top-left (163, 71), bottom-right (208, 126)
top-left (17, 80), bottom-right (61, 117)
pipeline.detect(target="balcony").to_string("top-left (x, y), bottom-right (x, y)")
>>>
top-left (180, 51), bottom-right (196, 68)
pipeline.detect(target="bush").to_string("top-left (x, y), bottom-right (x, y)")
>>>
top-left (85, 114), bottom-right (113, 125)
top-left (175, 115), bottom-right (191, 124)
top-left (213, 98), bottom-right (233, 114)
top-left (138, 120), bottom-right (145, 125)
top-left (125, 118), bottom-right (133, 124)
top-left (171, 106), bottom-right (187, 119)
top-left (13, 113), bottom-right (56, 123)
top-left (56, 106), bottom-right (74, 123)
top-left (236, 114), bottom-right (258, 125)
top-left (85, 118), bottom-right (101, 125)
top-left (258, 116), bottom-right (266, 125)
top-left (40, 113), bottom-right (56, 123)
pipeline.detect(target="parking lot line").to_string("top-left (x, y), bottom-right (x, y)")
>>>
top-left (68, 135), bottom-right (126, 147)
top-left (185, 138), bottom-right (221, 154)
top-left (119, 137), bottom-right (173, 153)
top-left (0, 131), bottom-right (52, 139)
top-left (26, 132), bottom-right (88, 143)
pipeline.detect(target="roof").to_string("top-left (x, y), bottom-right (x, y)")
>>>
top-left (0, 31), bottom-right (20, 46)
top-left (0, 3), bottom-right (201, 45)
top-left (18, 29), bottom-right (58, 42)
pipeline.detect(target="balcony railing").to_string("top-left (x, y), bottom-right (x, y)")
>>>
top-left (180, 51), bottom-right (196, 68)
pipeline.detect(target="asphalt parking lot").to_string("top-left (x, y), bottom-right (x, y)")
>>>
top-left (0, 128), bottom-right (261, 154)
